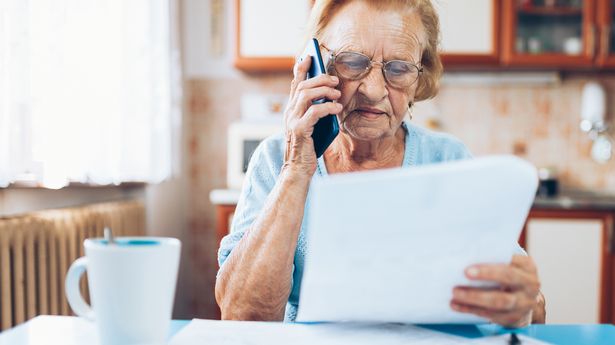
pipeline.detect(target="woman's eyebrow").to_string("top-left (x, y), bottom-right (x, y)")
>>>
top-left (334, 42), bottom-right (418, 62)
top-left (336, 44), bottom-right (366, 54)
top-left (388, 51), bottom-right (419, 63)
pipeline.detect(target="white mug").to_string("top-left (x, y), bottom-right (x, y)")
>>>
top-left (65, 237), bottom-right (181, 345)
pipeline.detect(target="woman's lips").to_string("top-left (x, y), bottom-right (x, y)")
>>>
top-left (355, 108), bottom-right (386, 119)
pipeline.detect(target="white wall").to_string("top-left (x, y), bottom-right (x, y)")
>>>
top-left (182, 0), bottom-right (239, 78)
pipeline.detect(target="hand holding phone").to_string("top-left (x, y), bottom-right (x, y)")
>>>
top-left (299, 38), bottom-right (340, 158)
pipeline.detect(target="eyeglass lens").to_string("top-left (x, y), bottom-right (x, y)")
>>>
top-left (331, 52), bottom-right (420, 88)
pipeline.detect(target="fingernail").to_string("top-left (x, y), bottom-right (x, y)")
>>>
top-left (466, 267), bottom-right (479, 277)
top-left (332, 76), bottom-right (339, 82)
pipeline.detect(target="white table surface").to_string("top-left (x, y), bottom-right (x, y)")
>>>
top-left (0, 316), bottom-right (185, 345)
top-left (4, 315), bottom-right (615, 345)
top-left (0, 316), bottom-right (98, 345)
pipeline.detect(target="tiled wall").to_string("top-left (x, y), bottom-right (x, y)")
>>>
top-left (432, 76), bottom-right (615, 191)
top-left (186, 73), bottom-right (615, 318)
top-left (186, 75), bottom-right (292, 318)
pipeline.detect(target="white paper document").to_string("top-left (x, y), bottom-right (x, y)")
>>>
top-left (297, 156), bottom-right (538, 324)
top-left (169, 319), bottom-right (552, 345)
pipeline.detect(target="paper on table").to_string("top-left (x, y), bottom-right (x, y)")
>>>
top-left (169, 319), bottom-right (552, 345)
top-left (297, 156), bottom-right (538, 324)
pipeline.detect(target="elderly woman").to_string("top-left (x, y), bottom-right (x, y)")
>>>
top-left (216, 0), bottom-right (546, 327)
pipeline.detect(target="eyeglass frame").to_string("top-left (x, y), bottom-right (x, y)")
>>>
top-left (319, 44), bottom-right (424, 89)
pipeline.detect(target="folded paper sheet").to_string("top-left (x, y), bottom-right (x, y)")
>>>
top-left (297, 156), bottom-right (538, 323)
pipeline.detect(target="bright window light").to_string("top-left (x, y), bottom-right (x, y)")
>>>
top-left (0, 0), bottom-right (182, 188)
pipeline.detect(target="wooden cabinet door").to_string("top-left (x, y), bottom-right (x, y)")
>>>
top-left (596, 0), bottom-right (615, 67)
top-left (502, 0), bottom-right (597, 67)
top-left (215, 205), bottom-right (237, 245)
top-left (524, 210), bottom-right (613, 323)
top-left (234, 0), bottom-right (310, 71)
top-left (436, 0), bottom-right (500, 66)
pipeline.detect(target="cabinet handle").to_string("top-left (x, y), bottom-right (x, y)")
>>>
top-left (601, 25), bottom-right (610, 58)
top-left (588, 24), bottom-right (597, 57)
top-left (609, 217), bottom-right (615, 254)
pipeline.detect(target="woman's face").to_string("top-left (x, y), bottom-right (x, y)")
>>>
top-left (320, 2), bottom-right (424, 141)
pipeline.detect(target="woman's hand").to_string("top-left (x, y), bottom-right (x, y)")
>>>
top-left (450, 255), bottom-right (545, 328)
top-left (283, 57), bottom-right (343, 178)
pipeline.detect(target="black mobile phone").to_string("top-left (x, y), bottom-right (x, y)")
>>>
top-left (299, 38), bottom-right (339, 158)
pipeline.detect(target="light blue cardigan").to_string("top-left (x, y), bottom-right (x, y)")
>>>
top-left (218, 121), bottom-right (494, 321)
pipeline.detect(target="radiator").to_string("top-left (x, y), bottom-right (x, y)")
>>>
top-left (0, 200), bottom-right (145, 331)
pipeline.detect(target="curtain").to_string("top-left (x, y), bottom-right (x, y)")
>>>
top-left (0, 0), bottom-right (182, 188)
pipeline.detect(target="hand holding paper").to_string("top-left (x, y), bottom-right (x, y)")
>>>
top-left (297, 156), bottom-right (538, 324)
top-left (451, 254), bottom-right (543, 327)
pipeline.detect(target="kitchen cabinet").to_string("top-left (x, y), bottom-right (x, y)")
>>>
top-left (215, 204), bottom-right (236, 246)
top-left (436, 0), bottom-right (501, 65)
top-left (521, 209), bottom-right (614, 323)
top-left (596, 0), bottom-right (615, 67)
top-left (502, 0), bottom-right (615, 69)
top-left (233, 0), bottom-right (309, 71)
top-left (233, 0), bottom-right (502, 71)
top-left (234, 0), bottom-right (615, 71)
top-left (502, 0), bottom-right (596, 67)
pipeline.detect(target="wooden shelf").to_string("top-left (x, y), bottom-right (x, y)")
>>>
top-left (234, 57), bottom-right (294, 72)
top-left (518, 6), bottom-right (583, 16)
top-left (503, 52), bottom-right (593, 67)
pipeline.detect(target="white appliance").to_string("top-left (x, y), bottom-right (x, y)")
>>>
top-left (227, 122), bottom-right (283, 190)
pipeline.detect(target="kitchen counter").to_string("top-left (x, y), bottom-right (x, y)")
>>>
top-left (209, 189), bottom-right (240, 205)
top-left (211, 188), bottom-right (615, 211)
top-left (533, 191), bottom-right (615, 211)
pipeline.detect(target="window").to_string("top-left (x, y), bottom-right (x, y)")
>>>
top-left (0, 0), bottom-right (181, 188)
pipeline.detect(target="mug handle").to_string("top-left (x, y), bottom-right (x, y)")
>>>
top-left (65, 257), bottom-right (95, 320)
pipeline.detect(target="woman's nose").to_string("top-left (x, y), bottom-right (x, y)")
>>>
top-left (357, 65), bottom-right (388, 103)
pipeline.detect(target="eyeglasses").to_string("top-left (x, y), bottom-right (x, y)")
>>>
top-left (321, 44), bottom-right (423, 89)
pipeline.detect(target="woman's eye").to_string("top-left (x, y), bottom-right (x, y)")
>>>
top-left (343, 61), bottom-right (365, 70)
top-left (387, 63), bottom-right (410, 76)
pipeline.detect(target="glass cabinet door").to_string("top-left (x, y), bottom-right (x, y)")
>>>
top-left (503, 0), bottom-right (595, 67)
top-left (597, 0), bottom-right (615, 66)
top-left (611, 0), bottom-right (615, 53)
